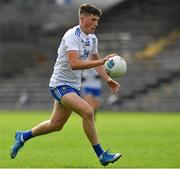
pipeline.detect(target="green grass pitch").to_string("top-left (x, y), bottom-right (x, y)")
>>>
top-left (0, 111), bottom-right (180, 168)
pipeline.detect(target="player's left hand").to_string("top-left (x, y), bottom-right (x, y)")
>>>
top-left (104, 53), bottom-right (119, 60)
top-left (101, 53), bottom-right (119, 65)
top-left (106, 78), bottom-right (120, 93)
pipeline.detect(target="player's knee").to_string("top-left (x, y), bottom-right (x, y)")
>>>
top-left (83, 109), bottom-right (94, 121)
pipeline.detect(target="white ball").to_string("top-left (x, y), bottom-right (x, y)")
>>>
top-left (104, 55), bottom-right (127, 78)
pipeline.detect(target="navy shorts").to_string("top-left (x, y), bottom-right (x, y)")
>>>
top-left (49, 85), bottom-right (80, 103)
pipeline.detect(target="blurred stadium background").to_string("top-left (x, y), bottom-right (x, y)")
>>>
top-left (0, 0), bottom-right (180, 112)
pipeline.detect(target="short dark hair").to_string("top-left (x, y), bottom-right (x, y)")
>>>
top-left (79, 4), bottom-right (102, 17)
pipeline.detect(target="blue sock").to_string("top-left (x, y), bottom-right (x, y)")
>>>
top-left (92, 144), bottom-right (104, 157)
top-left (22, 130), bottom-right (33, 142)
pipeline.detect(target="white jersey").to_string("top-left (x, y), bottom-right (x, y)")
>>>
top-left (49, 25), bottom-right (98, 90)
top-left (82, 68), bottom-right (102, 89)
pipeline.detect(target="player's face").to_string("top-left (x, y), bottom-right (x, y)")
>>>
top-left (81, 14), bottom-right (100, 34)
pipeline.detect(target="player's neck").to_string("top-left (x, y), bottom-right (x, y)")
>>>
top-left (79, 25), bottom-right (89, 36)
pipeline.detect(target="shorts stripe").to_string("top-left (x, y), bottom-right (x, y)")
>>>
top-left (54, 88), bottom-right (61, 99)
top-left (51, 88), bottom-right (61, 102)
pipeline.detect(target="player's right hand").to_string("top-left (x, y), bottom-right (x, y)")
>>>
top-left (106, 78), bottom-right (120, 93)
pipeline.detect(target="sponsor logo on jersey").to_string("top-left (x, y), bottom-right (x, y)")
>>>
top-left (85, 38), bottom-right (90, 46)
top-left (80, 49), bottom-right (89, 60)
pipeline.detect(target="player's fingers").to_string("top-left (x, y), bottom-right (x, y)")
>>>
top-left (115, 86), bottom-right (120, 93)
top-left (106, 53), bottom-right (118, 58)
top-left (111, 85), bottom-right (119, 93)
top-left (114, 81), bottom-right (120, 87)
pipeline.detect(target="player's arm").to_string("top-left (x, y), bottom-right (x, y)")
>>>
top-left (90, 53), bottom-right (110, 81)
top-left (90, 53), bottom-right (120, 93)
top-left (67, 50), bottom-right (107, 70)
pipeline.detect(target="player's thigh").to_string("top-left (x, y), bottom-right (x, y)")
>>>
top-left (50, 101), bottom-right (72, 125)
top-left (61, 92), bottom-right (93, 117)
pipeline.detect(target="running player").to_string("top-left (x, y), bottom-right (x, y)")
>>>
top-left (10, 3), bottom-right (122, 166)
